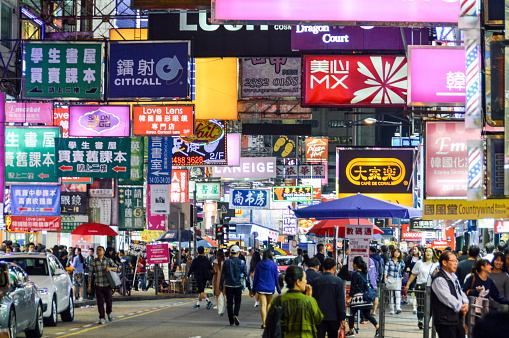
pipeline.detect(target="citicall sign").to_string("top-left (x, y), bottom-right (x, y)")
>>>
top-left (402, 223), bottom-right (422, 240)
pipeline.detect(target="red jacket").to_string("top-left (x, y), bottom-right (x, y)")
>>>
top-left (137, 257), bottom-right (147, 274)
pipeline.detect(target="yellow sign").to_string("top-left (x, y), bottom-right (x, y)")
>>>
top-left (109, 28), bottom-right (148, 41)
top-left (338, 193), bottom-right (413, 207)
top-left (423, 199), bottom-right (509, 220)
top-left (346, 158), bottom-right (406, 186)
top-left (140, 230), bottom-right (165, 242)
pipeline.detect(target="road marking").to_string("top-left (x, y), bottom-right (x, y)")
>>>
top-left (57, 301), bottom-right (194, 337)
top-left (117, 315), bottom-right (124, 318)
top-left (69, 328), bottom-right (79, 331)
top-left (82, 324), bottom-right (92, 328)
top-left (128, 312), bottom-right (135, 315)
top-left (137, 311), bottom-right (143, 313)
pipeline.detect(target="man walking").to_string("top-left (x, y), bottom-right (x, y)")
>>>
top-left (314, 244), bottom-right (325, 271)
top-left (312, 258), bottom-right (346, 338)
top-left (431, 251), bottom-right (469, 338)
top-left (305, 258), bottom-right (322, 286)
top-left (85, 248), bottom-right (95, 300)
top-left (188, 246), bottom-right (214, 309)
top-left (292, 248), bottom-right (303, 267)
top-left (88, 246), bottom-right (118, 324)
top-left (219, 245), bottom-right (247, 326)
top-left (455, 245), bottom-right (479, 287)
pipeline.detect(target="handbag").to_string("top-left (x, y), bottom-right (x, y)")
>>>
top-left (218, 293), bottom-right (226, 316)
top-left (106, 270), bottom-right (121, 289)
top-left (263, 296), bottom-right (283, 338)
top-left (350, 293), bottom-right (373, 311)
top-left (356, 271), bottom-right (377, 303)
top-left (338, 323), bottom-right (346, 338)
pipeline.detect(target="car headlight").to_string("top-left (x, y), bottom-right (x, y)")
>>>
top-left (0, 304), bottom-right (9, 310)
top-left (38, 288), bottom-right (48, 295)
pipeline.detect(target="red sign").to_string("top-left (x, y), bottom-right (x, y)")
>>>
top-left (133, 105), bottom-right (194, 136)
top-left (402, 223), bottom-right (422, 241)
top-left (170, 169), bottom-right (189, 203)
top-left (303, 55), bottom-right (407, 107)
top-left (495, 221), bottom-right (509, 234)
top-left (432, 240), bottom-right (448, 250)
top-left (53, 107), bottom-right (69, 138)
top-left (62, 177), bottom-right (93, 184)
top-left (6, 215), bottom-right (61, 232)
top-left (306, 138), bottom-right (328, 162)
top-left (313, 188), bottom-right (321, 200)
top-left (146, 243), bottom-right (170, 264)
top-left (425, 122), bottom-right (480, 198)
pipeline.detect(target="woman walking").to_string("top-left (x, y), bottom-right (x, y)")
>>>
top-left (346, 256), bottom-right (379, 337)
top-left (212, 249), bottom-right (225, 310)
top-left (405, 248), bottom-right (439, 329)
top-left (73, 248), bottom-right (85, 301)
top-left (252, 250), bottom-right (282, 329)
top-left (264, 266), bottom-right (323, 337)
top-left (249, 251), bottom-right (261, 307)
top-left (384, 248), bottom-right (405, 315)
top-left (489, 252), bottom-right (509, 312)
top-left (464, 257), bottom-right (509, 310)
top-left (404, 246), bottom-right (421, 312)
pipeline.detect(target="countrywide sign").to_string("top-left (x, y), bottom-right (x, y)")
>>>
top-left (303, 55), bottom-right (407, 107)
top-left (212, 0), bottom-right (460, 25)
top-left (408, 46), bottom-right (466, 106)
top-left (69, 106), bottom-right (130, 137)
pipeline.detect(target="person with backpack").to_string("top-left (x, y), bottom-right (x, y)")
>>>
top-left (293, 249), bottom-right (303, 267)
top-left (369, 246), bottom-right (384, 315)
top-left (188, 246), bottom-right (214, 310)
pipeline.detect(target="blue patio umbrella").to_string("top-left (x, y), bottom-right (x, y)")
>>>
top-left (155, 230), bottom-right (202, 243)
top-left (179, 239), bottom-right (214, 248)
top-left (293, 193), bottom-right (422, 220)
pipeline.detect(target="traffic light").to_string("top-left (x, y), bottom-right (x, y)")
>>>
top-left (193, 204), bottom-right (204, 228)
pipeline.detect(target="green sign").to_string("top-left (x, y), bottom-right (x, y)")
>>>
top-left (55, 138), bottom-right (131, 178)
top-left (61, 215), bottom-right (88, 233)
top-left (118, 187), bottom-right (144, 230)
top-left (24, 42), bottom-right (103, 99)
top-left (273, 186), bottom-right (313, 202)
top-left (5, 127), bottom-right (60, 184)
top-left (196, 182), bottom-right (221, 200)
top-left (118, 137), bottom-right (144, 185)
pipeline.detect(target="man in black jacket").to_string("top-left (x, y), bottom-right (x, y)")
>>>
top-left (314, 243), bottom-right (325, 271)
top-left (188, 246), bottom-right (214, 310)
top-left (312, 258), bottom-right (346, 338)
top-left (431, 251), bottom-right (468, 338)
top-left (305, 258), bottom-right (321, 286)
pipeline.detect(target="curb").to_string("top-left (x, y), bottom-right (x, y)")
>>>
top-left (74, 293), bottom-right (198, 308)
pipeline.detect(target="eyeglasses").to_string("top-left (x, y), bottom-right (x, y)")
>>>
top-left (446, 259), bottom-right (458, 263)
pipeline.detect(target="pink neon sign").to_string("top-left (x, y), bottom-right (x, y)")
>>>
top-left (408, 47), bottom-right (466, 106)
top-left (213, 0), bottom-right (460, 24)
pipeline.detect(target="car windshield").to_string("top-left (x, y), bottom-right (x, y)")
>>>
top-left (276, 258), bottom-right (294, 266)
top-left (0, 258), bottom-right (48, 276)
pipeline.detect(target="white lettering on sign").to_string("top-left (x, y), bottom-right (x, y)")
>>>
top-left (212, 157), bottom-right (276, 179)
top-left (434, 137), bottom-right (466, 155)
top-left (180, 11), bottom-right (269, 32)
top-left (295, 25), bottom-right (330, 34)
top-left (322, 34), bottom-right (350, 44)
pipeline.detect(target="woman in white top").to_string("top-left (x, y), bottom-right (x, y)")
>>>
top-left (405, 248), bottom-right (439, 330)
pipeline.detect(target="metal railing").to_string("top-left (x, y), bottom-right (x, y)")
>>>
top-left (466, 296), bottom-right (489, 338)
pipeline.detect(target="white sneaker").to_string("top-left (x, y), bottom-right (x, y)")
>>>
top-left (390, 311), bottom-right (395, 315)
top-left (413, 309), bottom-right (417, 314)
top-left (78, 297), bottom-right (83, 302)
top-left (254, 301), bottom-right (259, 307)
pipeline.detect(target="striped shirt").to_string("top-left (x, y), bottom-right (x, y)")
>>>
top-left (384, 258), bottom-right (405, 279)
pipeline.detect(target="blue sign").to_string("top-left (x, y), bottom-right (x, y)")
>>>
top-left (380, 228), bottom-right (394, 236)
top-left (147, 137), bottom-right (173, 184)
top-left (11, 185), bottom-right (60, 216)
top-left (108, 41), bottom-right (190, 99)
top-left (229, 189), bottom-right (270, 210)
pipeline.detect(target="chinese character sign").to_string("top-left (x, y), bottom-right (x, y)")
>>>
top-left (89, 198), bottom-right (111, 224)
top-left (133, 105), bottom-right (194, 136)
top-left (53, 107), bottom-right (69, 138)
top-left (60, 192), bottom-right (87, 215)
top-left (148, 137), bottom-right (172, 184)
top-left (24, 42), bottom-right (103, 99)
top-left (303, 55), bottom-right (407, 106)
top-left (5, 102), bottom-right (53, 123)
top-left (170, 169), bottom-right (189, 203)
top-left (408, 47), bottom-right (466, 106)
top-left (149, 185), bottom-right (170, 214)
top-left (108, 41), bottom-right (190, 99)
top-left (11, 185), bottom-right (60, 216)
top-left (425, 122), bottom-right (480, 198)
top-left (305, 138), bottom-right (328, 162)
top-left (229, 189), bottom-right (269, 210)
top-left (172, 135), bottom-right (227, 166)
top-left (147, 185), bottom-right (166, 230)
top-left (273, 186), bottom-right (312, 202)
top-left (5, 127), bottom-right (60, 183)
top-left (69, 106), bottom-right (130, 137)
top-left (118, 137), bottom-right (144, 185)
top-left (282, 209), bottom-right (298, 236)
top-left (146, 244), bottom-right (170, 264)
top-left (55, 137), bottom-right (131, 178)
top-left (196, 182), bottom-right (221, 200)
top-left (119, 187), bottom-right (144, 230)
top-left (61, 215), bottom-right (88, 233)
top-left (240, 58), bottom-right (301, 98)
top-left (6, 215), bottom-right (61, 232)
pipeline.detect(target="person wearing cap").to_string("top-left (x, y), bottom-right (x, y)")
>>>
top-left (305, 258), bottom-right (321, 287)
top-left (219, 245), bottom-right (247, 326)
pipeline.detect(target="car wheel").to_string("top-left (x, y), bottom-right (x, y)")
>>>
top-left (61, 293), bottom-right (74, 322)
top-left (44, 297), bottom-right (57, 327)
top-left (26, 303), bottom-right (44, 338)
top-left (8, 309), bottom-right (16, 338)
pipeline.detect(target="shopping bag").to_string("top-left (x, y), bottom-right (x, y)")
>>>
top-left (338, 324), bottom-right (346, 338)
top-left (218, 293), bottom-right (226, 316)
top-left (107, 270), bottom-right (122, 289)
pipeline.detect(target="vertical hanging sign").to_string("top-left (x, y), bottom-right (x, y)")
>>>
top-left (118, 137), bottom-right (144, 185)
top-left (147, 137), bottom-right (172, 184)
top-left (118, 186), bottom-right (144, 230)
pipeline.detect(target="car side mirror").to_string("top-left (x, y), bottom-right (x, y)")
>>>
top-left (54, 268), bottom-right (65, 275)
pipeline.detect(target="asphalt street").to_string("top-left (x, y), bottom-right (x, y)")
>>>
top-left (24, 292), bottom-right (266, 338)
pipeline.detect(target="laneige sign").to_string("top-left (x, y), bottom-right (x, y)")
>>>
top-left (212, 157), bottom-right (276, 179)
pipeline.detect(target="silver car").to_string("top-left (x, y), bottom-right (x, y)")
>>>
top-left (0, 253), bottom-right (74, 327)
top-left (0, 261), bottom-right (44, 338)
